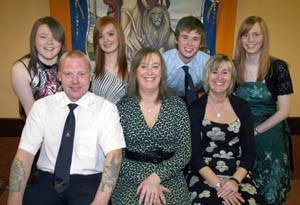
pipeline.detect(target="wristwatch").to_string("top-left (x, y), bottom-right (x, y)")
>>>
top-left (215, 181), bottom-right (221, 189)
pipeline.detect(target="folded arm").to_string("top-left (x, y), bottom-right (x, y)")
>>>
top-left (255, 94), bottom-right (290, 135)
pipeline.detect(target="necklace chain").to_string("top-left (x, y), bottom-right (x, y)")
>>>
top-left (208, 97), bottom-right (223, 118)
top-left (140, 101), bottom-right (161, 114)
top-left (142, 105), bottom-right (154, 114)
top-left (212, 105), bottom-right (221, 118)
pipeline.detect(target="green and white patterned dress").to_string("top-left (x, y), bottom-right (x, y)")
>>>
top-left (111, 95), bottom-right (191, 204)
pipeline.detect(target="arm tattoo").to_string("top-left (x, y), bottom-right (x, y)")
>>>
top-left (9, 158), bottom-right (26, 192)
top-left (99, 154), bottom-right (121, 193)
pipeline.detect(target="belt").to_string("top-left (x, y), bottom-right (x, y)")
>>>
top-left (125, 148), bottom-right (174, 164)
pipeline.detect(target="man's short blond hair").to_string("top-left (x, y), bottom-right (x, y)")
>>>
top-left (58, 50), bottom-right (92, 72)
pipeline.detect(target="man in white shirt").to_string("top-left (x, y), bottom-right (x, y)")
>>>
top-left (8, 50), bottom-right (126, 205)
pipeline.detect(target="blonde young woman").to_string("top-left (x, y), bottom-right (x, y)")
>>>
top-left (235, 16), bottom-right (293, 204)
top-left (91, 16), bottom-right (128, 104)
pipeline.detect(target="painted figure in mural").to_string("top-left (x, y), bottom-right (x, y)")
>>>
top-left (163, 16), bottom-right (210, 105)
top-left (142, 4), bottom-right (175, 53)
top-left (8, 50), bottom-right (125, 205)
top-left (185, 54), bottom-right (265, 204)
top-left (103, 0), bottom-right (172, 59)
top-left (111, 47), bottom-right (191, 204)
top-left (115, 0), bottom-right (149, 60)
top-left (11, 16), bottom-right (67, 120)
top-left (104, 0), bottom-right (158, 18)
top-left (91, 16), bottom-right (128, 104)
top-left (235, 16), bottom-right (293, 204)
top-left (103, 0), bottom-right (117, 17)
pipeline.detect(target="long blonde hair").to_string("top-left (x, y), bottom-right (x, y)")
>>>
top-left (202, 54), bottom-right (236, 96)
top-left (234, 16), bottom-right (270, 83)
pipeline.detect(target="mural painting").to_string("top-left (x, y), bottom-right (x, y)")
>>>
top-left (70, 0), bottom-right (219, 64)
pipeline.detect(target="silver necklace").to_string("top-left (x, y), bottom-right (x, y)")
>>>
top-left (142, 106), bottom-right (153, 113)
top-left (212, 105), bottom-right (221, 118)
top-left (141, 101), bottom-right (160, 114)
top-left (209, 100), bottom-right (222, 118)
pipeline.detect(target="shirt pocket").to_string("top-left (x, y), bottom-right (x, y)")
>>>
top-left (78, 130), bottom-right (98, 158)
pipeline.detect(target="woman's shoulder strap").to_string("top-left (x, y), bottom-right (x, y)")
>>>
top-left (19, 58), bottom-right (33, 81)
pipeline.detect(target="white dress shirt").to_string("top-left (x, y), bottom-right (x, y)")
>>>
top-left (19, 91), bottom-right (126, 175)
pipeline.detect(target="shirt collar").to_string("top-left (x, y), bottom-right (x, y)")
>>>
top-left (175, 51), bottom-right (198, 70)
top-left (60, 92), bottom-right (90, 109)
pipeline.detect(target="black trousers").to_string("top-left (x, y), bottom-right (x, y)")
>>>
top-left (23, 170), bottom-right (102, 205)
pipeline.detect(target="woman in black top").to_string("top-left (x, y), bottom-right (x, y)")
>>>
top-left (11, 17), bottom-right (67, 119)
top-left (185, 54), bottom-right (264, 204)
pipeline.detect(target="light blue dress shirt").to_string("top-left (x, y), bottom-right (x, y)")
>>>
top-left (163, 48), bottom-right (210, 96)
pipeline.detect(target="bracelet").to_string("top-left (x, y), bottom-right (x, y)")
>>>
top-left (230, 177), bottom-right (241, 186)
top-left (255, 127), bottom-right (261, 135)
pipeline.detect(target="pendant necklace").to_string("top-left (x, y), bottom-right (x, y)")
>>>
top-left (210, 103), bottom-right (221, 118)
top-left (141, 101), bottom-right (160, 114)
top-left (212, 105), bottom-right (221, 118)
top-left (143, 106), bottom-right (153, 113)
top-left (208, 96), bottom-right (224, 118)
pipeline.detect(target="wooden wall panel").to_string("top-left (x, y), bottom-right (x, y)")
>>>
top-left (49, 0), bottom-right (72, 50)
top-left (215, 0), bottom-right (237, 58)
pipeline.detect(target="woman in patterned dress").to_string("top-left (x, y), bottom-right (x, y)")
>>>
top-left (11, 16), bottom-right (67, 119)
top-left (185, 54), bottom-right (265, 204)
top-left (111, 47), bottom-right (191, 204)
top-left (235, 16), bottom-right (293, 204)
top-left (91, 16), bottom-right (128, 104)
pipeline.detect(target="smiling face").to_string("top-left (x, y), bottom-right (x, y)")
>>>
top-left (59, 56), bottom-right (92, 102)
top-left (241, 23), bottom-right (264, 55)
top-left (35, 24), bottom-right (62, 65)
top-left (175, 29), bottom-right (202, 64)
top-left (137, 53), bottom-right (162, 94)
top-left (208, 61), bottom-right (232, 96)
top-left (98, 23), bottom-right (119, 54)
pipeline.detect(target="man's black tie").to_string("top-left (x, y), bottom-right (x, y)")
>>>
top-left (54, 103), bottom-right (78, 193)
top-left (182, 66), bottom-right (197, 106)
